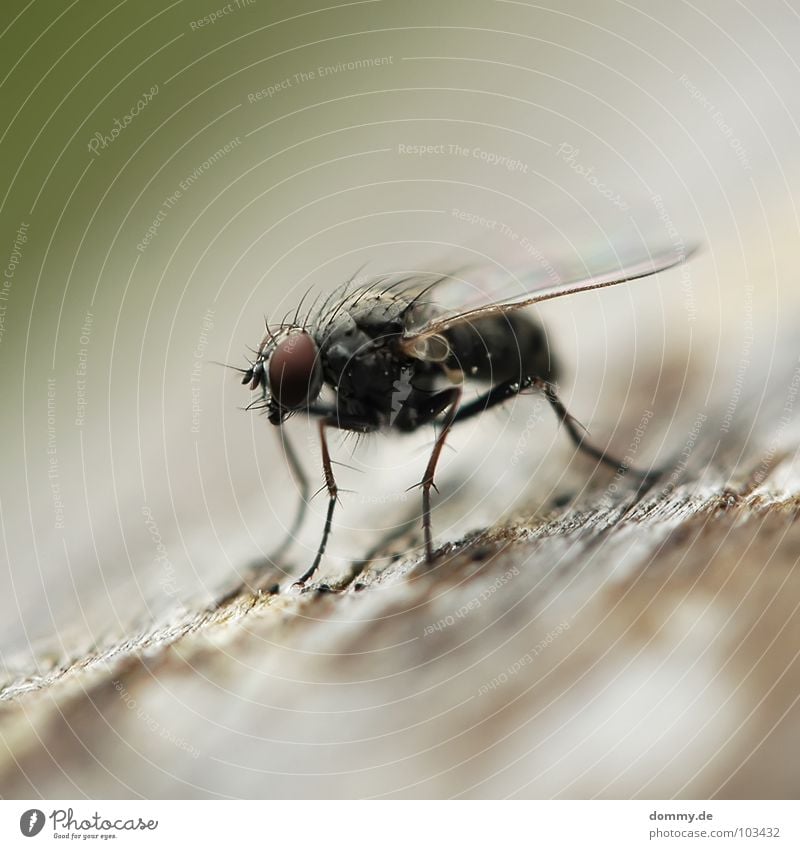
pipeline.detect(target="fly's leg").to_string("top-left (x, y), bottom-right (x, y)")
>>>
top-left (294, 419), bottom-right (338, 587)
top-left (409, 387), bottom-right (462, 562)
top-left (293, 407), bottom-right (380, 587)
top-left (532, 378), bottom-right (660, 482)
top-left (454, 376), bottom-right (660, 484)
top-left (271, 425), bottom-right (310, 560)
top-left (215, 427), bottom-right (311, 606)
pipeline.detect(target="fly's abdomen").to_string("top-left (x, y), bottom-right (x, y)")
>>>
top-left (444, 312), bottom-right (557, 383)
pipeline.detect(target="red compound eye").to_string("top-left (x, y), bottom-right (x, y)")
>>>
top-left (268, 332), bottom-right (321, 409)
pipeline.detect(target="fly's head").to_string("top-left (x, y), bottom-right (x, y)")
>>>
top-left (243, 326), bottom-right (323, 425)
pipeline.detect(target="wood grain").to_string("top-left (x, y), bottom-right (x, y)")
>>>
top-left (2, 375), bottom-right (799, 798)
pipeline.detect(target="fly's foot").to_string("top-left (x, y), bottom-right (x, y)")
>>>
top-left (212, 564), bottom-right (282, 609)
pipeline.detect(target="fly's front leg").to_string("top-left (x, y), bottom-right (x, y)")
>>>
top-left (272, 426), bottom-right (310, 558)
top-left (214, 426), bottom-right (310, 606)
top-left (294, 420), bottom-right (337, 587)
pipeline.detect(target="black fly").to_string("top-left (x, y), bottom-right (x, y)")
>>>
top-left (240, 246), bottom-right (697, 586)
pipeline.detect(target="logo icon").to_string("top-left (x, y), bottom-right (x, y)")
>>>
top-left (389, 366), bottom-right (414, 425)
top-left (19, 809), bottom-right (45, 837)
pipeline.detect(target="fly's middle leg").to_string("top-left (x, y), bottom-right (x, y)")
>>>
top-left (406, 386), bottom-right (462, 563)
top-left (293, 407), bottom-right (380, 587)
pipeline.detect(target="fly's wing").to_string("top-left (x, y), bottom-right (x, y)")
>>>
top-left (400, 244), bottom-right (699, 349)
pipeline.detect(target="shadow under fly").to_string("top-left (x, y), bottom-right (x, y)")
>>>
top-left (237, 245), bottom-right (698, 587)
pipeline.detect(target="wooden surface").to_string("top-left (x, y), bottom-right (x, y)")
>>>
top-left (2, 347), bottom-right (800, 799)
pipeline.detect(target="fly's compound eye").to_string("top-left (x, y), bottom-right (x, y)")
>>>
top-left (268, 331), bottom-right (322, 410)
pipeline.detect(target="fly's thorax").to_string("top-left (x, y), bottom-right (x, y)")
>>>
top-left (317, 316), bottom-right (395, 405)
top-left (315, 297), bottom-right (409, 387)
top-left (346, 294), bottom-right (410, 334)
top-left (315, 303), bottom-right (436, 421)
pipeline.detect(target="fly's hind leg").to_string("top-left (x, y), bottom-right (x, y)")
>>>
top-left (531, 377), bottom-right (660, 483)
top-left (454, 376), bottom-right (660, 484)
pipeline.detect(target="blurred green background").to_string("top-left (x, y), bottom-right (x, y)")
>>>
top-left (2, 0), bottom-right (798, 673)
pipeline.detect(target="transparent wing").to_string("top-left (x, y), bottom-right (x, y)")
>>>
top-left (401, 244), bottom-right (699, 344)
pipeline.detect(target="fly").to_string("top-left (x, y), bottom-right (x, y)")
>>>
top-left (239, 245), bottom-right (698, 587)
